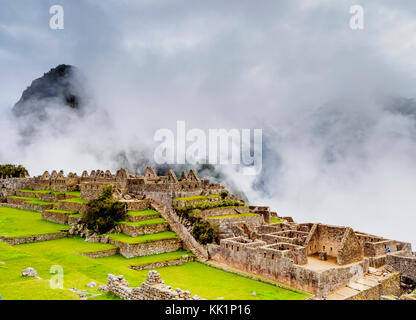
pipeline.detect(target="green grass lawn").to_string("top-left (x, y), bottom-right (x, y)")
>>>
top-left (207, 213), bottom-right (259, 219)
top-left (120, 218), bottom-right (167, 227)
top-left (0, 237), bottom-right (310, 300)
top-left (107, 231), bottom-right (179, 244)
top-left (270, 217), bottom-right (285, 223)
top-left (0, 207), bottom-right (69, 237)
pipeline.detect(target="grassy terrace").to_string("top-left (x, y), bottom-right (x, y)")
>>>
top-left (107, 231), bottom-right (179, 244)
top-left (120, 218), bottom-right (167, 227)
top-left (0, 207), bottom-right (69, 237)
top-left (27, 200), bottom-right (59, 206)
top-left (173, 194), bottom-right (220, 201)
top-left (44, 209), bottom-right (77, 214)
top-left (127, 209), bottom-right (160, 216)
top-left (9, 196), bottom-right (38, 201)
top-left (122, 250), bottom-right (192, 266)
top-left (207, 213), bottom-right (259, 219)
top-left (18, 189), bottom-right (81, 197)
top-left (61, 198), bottom-right (87, 204)
top-left (270, 217), bottom-right (285, 223)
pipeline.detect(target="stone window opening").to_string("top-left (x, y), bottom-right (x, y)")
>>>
top-left (237, 247), bottom-right (239, 252)
top-left (264, 253), bottom-right (267, 258)
top-left (323, 246), bottom-right (325, 250)
top-left (226, 244), bottom-right (228, 249)
top-left (231, 245), bottom-right (234, 250)
top-left (272, 254), bottom-right (275, 260)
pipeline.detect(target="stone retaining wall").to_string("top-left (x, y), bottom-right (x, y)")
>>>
top-left (109, 238), bottom-right (182, 258)
top-left (125, 213), bottom-right (160, 222)
top-left (42, 211), bottom-right (72, 225)
top-left (386, 251), bottom-right (416, 283)
top-left (119, 222), bottom-right (169, 237)
top-left (80, 248), bottom-right (119, 258)
top-left (200, 206), bottom-right (251, 218)
top-left (121, 199), bottom-right (152, 211)
top-left (58, 201), bottom-right (87, 214)
top-left (0, 232), bottom-right (67, 245)
top-left (129, 255), bottom-right (194, 271)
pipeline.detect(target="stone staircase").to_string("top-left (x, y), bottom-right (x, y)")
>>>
top-left (326, 267), bottom-right (401, 300)
top-left (150, 198), bottom-right (209, 261)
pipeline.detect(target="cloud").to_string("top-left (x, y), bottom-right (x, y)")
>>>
top-left (0, 0), bottom-right (416, 245)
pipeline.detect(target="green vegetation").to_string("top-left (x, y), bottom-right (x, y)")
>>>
top-left (0, 164), bottom-right (28, 178)
top-left (120, 218), bottom-right (167, 227)
top-left (208, 213), bottom-right (259, 219)
top-left (220, 190), bottom-right (228, 199)
top-left (82, 186), bottom-right (127, 234)
top-left (127, 209), bottom-right (160, 217)
top-left (107, 231), bottom-right (179, 244)
top-left (270, 217), bottom-right (285, 223)
top-left (0, 207), bottom-right (69, 237)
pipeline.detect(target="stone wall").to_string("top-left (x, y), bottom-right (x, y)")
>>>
top-left (0, 177), bottom-right (33, 190)
top-left (200, 206), bottom-right (251, 218)
top-left (109, 238), bottom-right (182, 258)
top-left (210, 237), bottom-right (370, 295)
top-left (101, 271), bottom-right (202, 300)
top-left (0, 232), bottom-right (67, 245)
top-left (207, 214), bottom-right (264, 232)
top-left (58, 201), bottom-right (87, 214)
top-left (42, 211), bottom-right (73, 225)
top-left (80, 248), bottom-right (119, 258)
top-left (119, 221), bottom-right (169, 237)
top-left (122, 199), bottom-right (152, 211)
top-left (386, 251), bottom-right (416, 283)
top-left (129, 255), bottom-right (195, 271)
top-left (337, 227), bottom-right (364, 265)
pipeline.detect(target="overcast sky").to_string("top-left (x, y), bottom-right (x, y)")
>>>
top-left (1, 0), bottom-right (416, 245)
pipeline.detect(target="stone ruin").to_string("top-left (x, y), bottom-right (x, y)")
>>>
top-left (1, 166), bottom-right (415, 300)
top-left (0, 167), bottom-right (225, 200)
top-left (209, 221), bottom-right (414, 297)
top-left (99, 270), bottom-right (202, 300)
